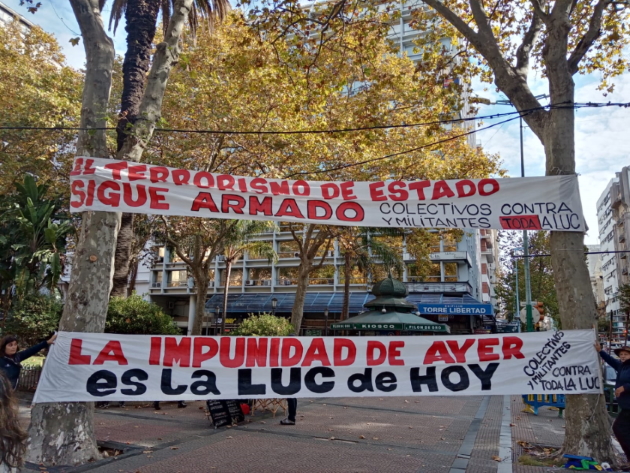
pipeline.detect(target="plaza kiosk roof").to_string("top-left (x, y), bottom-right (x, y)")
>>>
top-left (329, 277), bottom-right (450, 334)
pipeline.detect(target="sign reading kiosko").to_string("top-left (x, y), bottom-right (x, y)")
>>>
top-left (68, 157), bottom-right (586, 231)
top-left (33, 330), bottom-right (600, 403)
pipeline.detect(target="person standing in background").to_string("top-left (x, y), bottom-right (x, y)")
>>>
top-left (596, 340), bottom-right (630, 468)
top-left (0, 334), bottom-right (56, 390)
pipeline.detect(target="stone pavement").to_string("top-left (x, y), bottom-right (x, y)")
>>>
top-left (14, 394), bottom-right (621, 473)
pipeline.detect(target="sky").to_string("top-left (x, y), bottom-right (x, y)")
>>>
top-left (3, 0), bottom-right (628, 245)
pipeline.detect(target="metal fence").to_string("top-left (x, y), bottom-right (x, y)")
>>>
top-left (18, 365), bottom-right (42, 392)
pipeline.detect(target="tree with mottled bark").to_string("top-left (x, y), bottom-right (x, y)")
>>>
top-left (26, 0), bottom-right (116, 464)
top-left (27, 0), bottom-right (203, 465)
top-left (289, 224), bottom-right (334, 331)
top-left (160, 217), bottom-right (234, 335)
top-left (416, 0), bottom-right (629, 461)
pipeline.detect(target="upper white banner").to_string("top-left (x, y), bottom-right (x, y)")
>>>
top-left (69, 157), bottom-right (586, 231)
top-left (33, 330), bottom-right (600, 403)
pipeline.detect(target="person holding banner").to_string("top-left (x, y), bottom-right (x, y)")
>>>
top-left (0, 334), bottom-right (57, 390)
top-left (596, 341), bottom-right (630, 463)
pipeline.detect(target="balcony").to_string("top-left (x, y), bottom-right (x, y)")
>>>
top-left (404, 281), bottom-right (473, 294)
top-left (429, 251), bottom-right (472, 266)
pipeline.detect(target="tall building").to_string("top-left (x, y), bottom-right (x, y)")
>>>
top-left (586, 244), bottom-right (605, 307)
top-left (597, 165), bottom-right (630, 343)
top-left (148, 228), bottom-right (489, 335)
top-left (0, 2), bottom-right (34, 30)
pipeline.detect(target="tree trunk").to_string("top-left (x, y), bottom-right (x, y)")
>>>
top-left (192, 269), bottom-right (208, 335)
top-left (221, 261), bottom-right (232, 334)
top-left (116, 0), bottom-right (160, 152)
top-left (290, 265), bottom-right (311, 332)
top-left (543, 59), bottom-right (615, 459)
top-left (110, 0), bottom-right (161, 299)
top-left (127, 255), bottom-right (140, 296)
top-left (27, 0), bottom-right (116, 465)
top-left (342, 251), bottom-right (351, 320)
top-left (110, 213), bottom-right (134, 298)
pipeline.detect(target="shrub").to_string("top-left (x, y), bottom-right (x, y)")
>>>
top-left (3, 294), bottom-right (62, 346)
top-left (107, 294), bottom-right (180, 335)
top-left (230, 313), bottom-right (294, 336)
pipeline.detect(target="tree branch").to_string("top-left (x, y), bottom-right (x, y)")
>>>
top-left (422, 0), bottom-right (479, 42)
top-left (567, 0), bottom-right (611, 74)
top-left (515, 12), bottom-right (543, 78)
top-left (159, 216), bottom-right (194, 267)
top-left (529, 0), bottom-right (551, 26)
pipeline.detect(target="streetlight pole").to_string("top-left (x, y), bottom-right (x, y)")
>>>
top-left (519, 117), bottom-right (534, 333)
top-left (215, 305), bottom-right (220, 335)
top-left (494, 97), bottom-right (548, 332)
top-left (271, 297), bottom-right (278, 316)
top-left (514, 252), bottom-right (520, 323)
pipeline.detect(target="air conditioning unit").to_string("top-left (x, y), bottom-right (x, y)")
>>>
top-left (245, 280), bottom-right (254, 286)
top-left (262, 280), bottom-right (272, 286)
top-left (402, 253), bottom-right (412, 260)
top-left (293, 252), bottom-right (300, 258)
top-left (327, 250), bottom-right (335, 257)
top-left (208, 281), bottom-right (215, 287)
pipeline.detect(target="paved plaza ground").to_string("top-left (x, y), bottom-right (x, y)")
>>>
top-left (16, 394), bottom-right (606, 473)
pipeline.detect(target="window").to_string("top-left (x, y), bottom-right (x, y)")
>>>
top-left (220, 268), bottom-right (242, 287)
top-left (277, 240), bottom-right (300, 258)
top-left (168, 270), bottom-right (188, 287)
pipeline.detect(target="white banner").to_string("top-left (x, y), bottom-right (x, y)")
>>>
top-left (34, 330), bottom-right (600, 403)
top-left (68, 157), bottom-right (586, 231)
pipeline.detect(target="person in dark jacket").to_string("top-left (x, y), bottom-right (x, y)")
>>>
top-left (597, 340), bottom-right (630, 463)
top-left (0, 334), bottom-right (57, 390)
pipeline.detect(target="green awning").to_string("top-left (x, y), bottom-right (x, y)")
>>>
top-left (330, 310), bottom-right (450, 333)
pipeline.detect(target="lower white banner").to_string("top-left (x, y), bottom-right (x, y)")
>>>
top-left (34, 330), bottom-right (601, 403)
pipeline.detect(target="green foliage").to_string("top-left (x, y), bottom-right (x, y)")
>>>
top-left (0, 175), bottom-right (73, 307)
top-left (2, 294), bottom-right (62, 347)
top-left (494, 231), bottom-right (559, 328)
top-left (620, 283), bottom-right (630, 315)
top-left (230, 313), bottom-right (294, 336)
top-left (106, 294), bottom-right (181, 335)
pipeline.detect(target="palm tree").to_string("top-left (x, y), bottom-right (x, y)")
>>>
top-left (219, 221), bottom-right (277, 333)
top-left (108, 0), bottom-right (230, 298)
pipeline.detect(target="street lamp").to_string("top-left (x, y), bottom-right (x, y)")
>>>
top-left (490, 95), bottom-right (548, 333)
top-left (215, 305), bottom-right (220, 335)
top-left (324, 307), bottom-right (329, 336)
top-left (271, 297), bottom-right (278, 316)
top-left (512, 245), bottom-right (534, 332)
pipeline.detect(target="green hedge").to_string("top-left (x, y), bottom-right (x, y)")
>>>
top-left (230, 313), bottom-right (294, 336)
top-left (106, 294), bottom-right (181, 335)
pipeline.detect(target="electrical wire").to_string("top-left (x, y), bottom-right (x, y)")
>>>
top-left (0, 101), bottom-right (628, 136)
top-left (282, 114), bottom-right (523, 178)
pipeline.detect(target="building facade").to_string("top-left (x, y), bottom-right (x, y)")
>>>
top-left (597, 166), bottom-right (630, 343)
top-left (147, 228), bottom-right (488, 334)
top-left (0, 2), bottom-right (34, 30)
